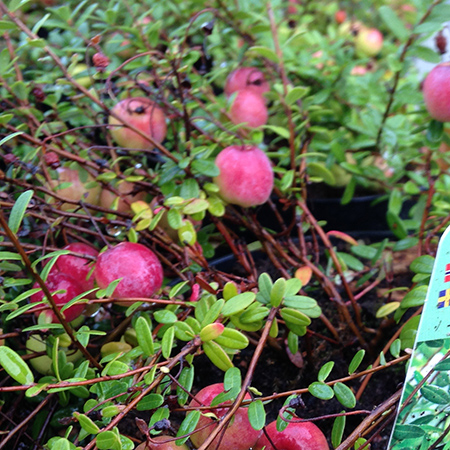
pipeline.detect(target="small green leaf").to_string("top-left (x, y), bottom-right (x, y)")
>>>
top-left (214, 328), bottom-right (249, 349)
top-left (318, 361), bottom-right (334, 382)
top-left (376, 302), bottom-right (400, 318)
top-left (102, 405), bottom-right (121, 418)
top-left (74, 412), bottom-right (100, 435)
top-left (135, 316), bottom-right (154, 357)
top-left (264, 125), bottom-right (290, 139)
top-left (203, 341), bottom-right (233, 371)
top-left (247, 46), bottom-right (279, 62)
top-left (248, 400), bottom-right (266, 431)
top-left (308, 162), bottom-right (335, 185)
top-left (26, 383), bottom-right (49, 398)
top-left (222, 292), bottom-right (256, 317)
top-left (280, 308), bottom-right (311, 326)
top-left (386, 210), bottom-right (408, 239)
top-left (136, 393), bottom-right (164, 411)
top-left (401, 285), bottom-right (427, 308)
top-left (200, 299), bottom-right (224, 327)
top-left (0, 20), bottom-right (17, 30)
top-left (167, 209), bottom-right (183, 230)
top-left (178, 219), bottom-right (197, 246)
top-left (276, 395), bottom-right (296, 432)
top-left (258, 273), bottom-right (273, 303)
top-left (169, 280), bottom-right (189, 299)
top-left (284, 278), bottom-right (302, 296)
top-left (177, 365), bottom-right (194, 406)
top-left (287, 331), bottom-right (298, 355)
top-left (270, 278), bottom-right (286, 307)
top-left (348, 350), bottom-right (365, 374)
top-left (223, 282), bottom-right (238, 301)
top-left (333, 383), bottom-right (356, 408)
top-left (390, 339), bottom-right (401, 358)
top-left (154, 310), bottom-right (177, 324)
top-left (379, 6), bottom-right (409, 40)
top-left (308, 382), bottom-right (334, 400)
top-left (96, 430), bottom-right (121, 450)
top-left (200, 323), bottom-right (224, 342)
top-left (161, 326), bottom-right (175, 359)
top-left (331, 413), bottom-right (346, 448)
top-left (182, 199), bottom-right (209, 215)
top-left (176, 410), bottom-right (201, 445)
top-left (191, 159), bottom-right (220, 177)
top-left (224, 366), bottom-right (242, 393)
top-left (286, 86), bottom-right (309, 104)
top-left (410, 255), bottom-right (434, 274)
top-left (8, 190), bottom-right (34, 234)
top-left (0, 346), bottom-right (34, 385)
top-left (174, 321), bottom-right (195, 341)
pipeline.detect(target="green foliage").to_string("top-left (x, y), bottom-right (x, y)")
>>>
top-left (0, 0), bottom-right (445, 447)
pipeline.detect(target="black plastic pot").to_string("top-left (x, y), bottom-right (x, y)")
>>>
top-left (307, 194), bottom-right (389, 232)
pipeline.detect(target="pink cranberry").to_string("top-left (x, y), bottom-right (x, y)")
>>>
top-left (94, 242), bottom-right (163, 299)
top-left (53, 243), bottom-right (98, 291)
top-left (189, 383), bottom-right (262, 450)
top-left (423, 63), bottom-right (450, 122)
top-left (229, 89), bottom-right (268, 128)
top-left (335, 10), bottom-right (347, 24)
top-left (109, 97), bottom-right (167, 150)
top-left (254, 420), bottom-right (329, 450)
top-left (214, 145), bottom-right (274, 207)
top-left (355, 27), bottom-right (383, 57)
top-left (224, 67), bottom-right (270, 98)
top-left (30, 272), bottom-right (85, 323)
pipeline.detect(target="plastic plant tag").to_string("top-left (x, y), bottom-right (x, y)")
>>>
top-left (388, 226), bottom-right (450, 449)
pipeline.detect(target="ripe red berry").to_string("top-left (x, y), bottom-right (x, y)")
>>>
top-left (224, 67), bottom-right (270, 98)
top-left (254, 420), bottom-right (329, 450)
top-left (53, 243), bottom-right (99, 291)
top-left (109, 97), bottom-right (167, 150)
top-left (229, 89), bottom-right (268, 128)
top-left (335, 10), bottom-right (347, 24)
top-left (93, 52), bottom-right (110, 71)
top-left (423, 63), bottom-right (450, 122)
top-left (30, 272), bottom-right (85, 323)
top-left (189, 383), bottom-right (262, 450)
top-left (214, 145), bottom-right (274, 207)
top-left (94, 242), bottom-right (163, 300)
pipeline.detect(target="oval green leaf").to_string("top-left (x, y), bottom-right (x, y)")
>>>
top-left (202, 341), bottom-right (233, 372)
top-left (318, 361), bottom-right (334, 382)
top-left (248, 400), bottom-right (266, 431)
top-left (214, 328), bottom-right (249, 350)
top-left (0, 346), bottom-right (34, 385)
top-left (280, 308), bottom-right (311, 326)
top-left (331, 414), bottom-right (346, 448)
top-left (8, 190), bottom-right (34, 234)
top-left (222, 292), bottom-right (256, 317)
top-left (135, 316), bottom-right (154, 357)
top-left (176, 410), bottom-right (201, 446)
top-left (74, 412), bottom-right (100, 435)
top-left (136, 393), bottom-right (164, 411)
top-left (270, 278), bottom-right (286, 307)
top-left (308, 382), bottom-right (334, 400)
top-left (334, 382), bottom-right (356, 408)
top-left (348, 349), bottom-right (365, 375)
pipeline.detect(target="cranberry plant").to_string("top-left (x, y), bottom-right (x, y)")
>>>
top-left (0, 0), bottom-right (449, 449)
